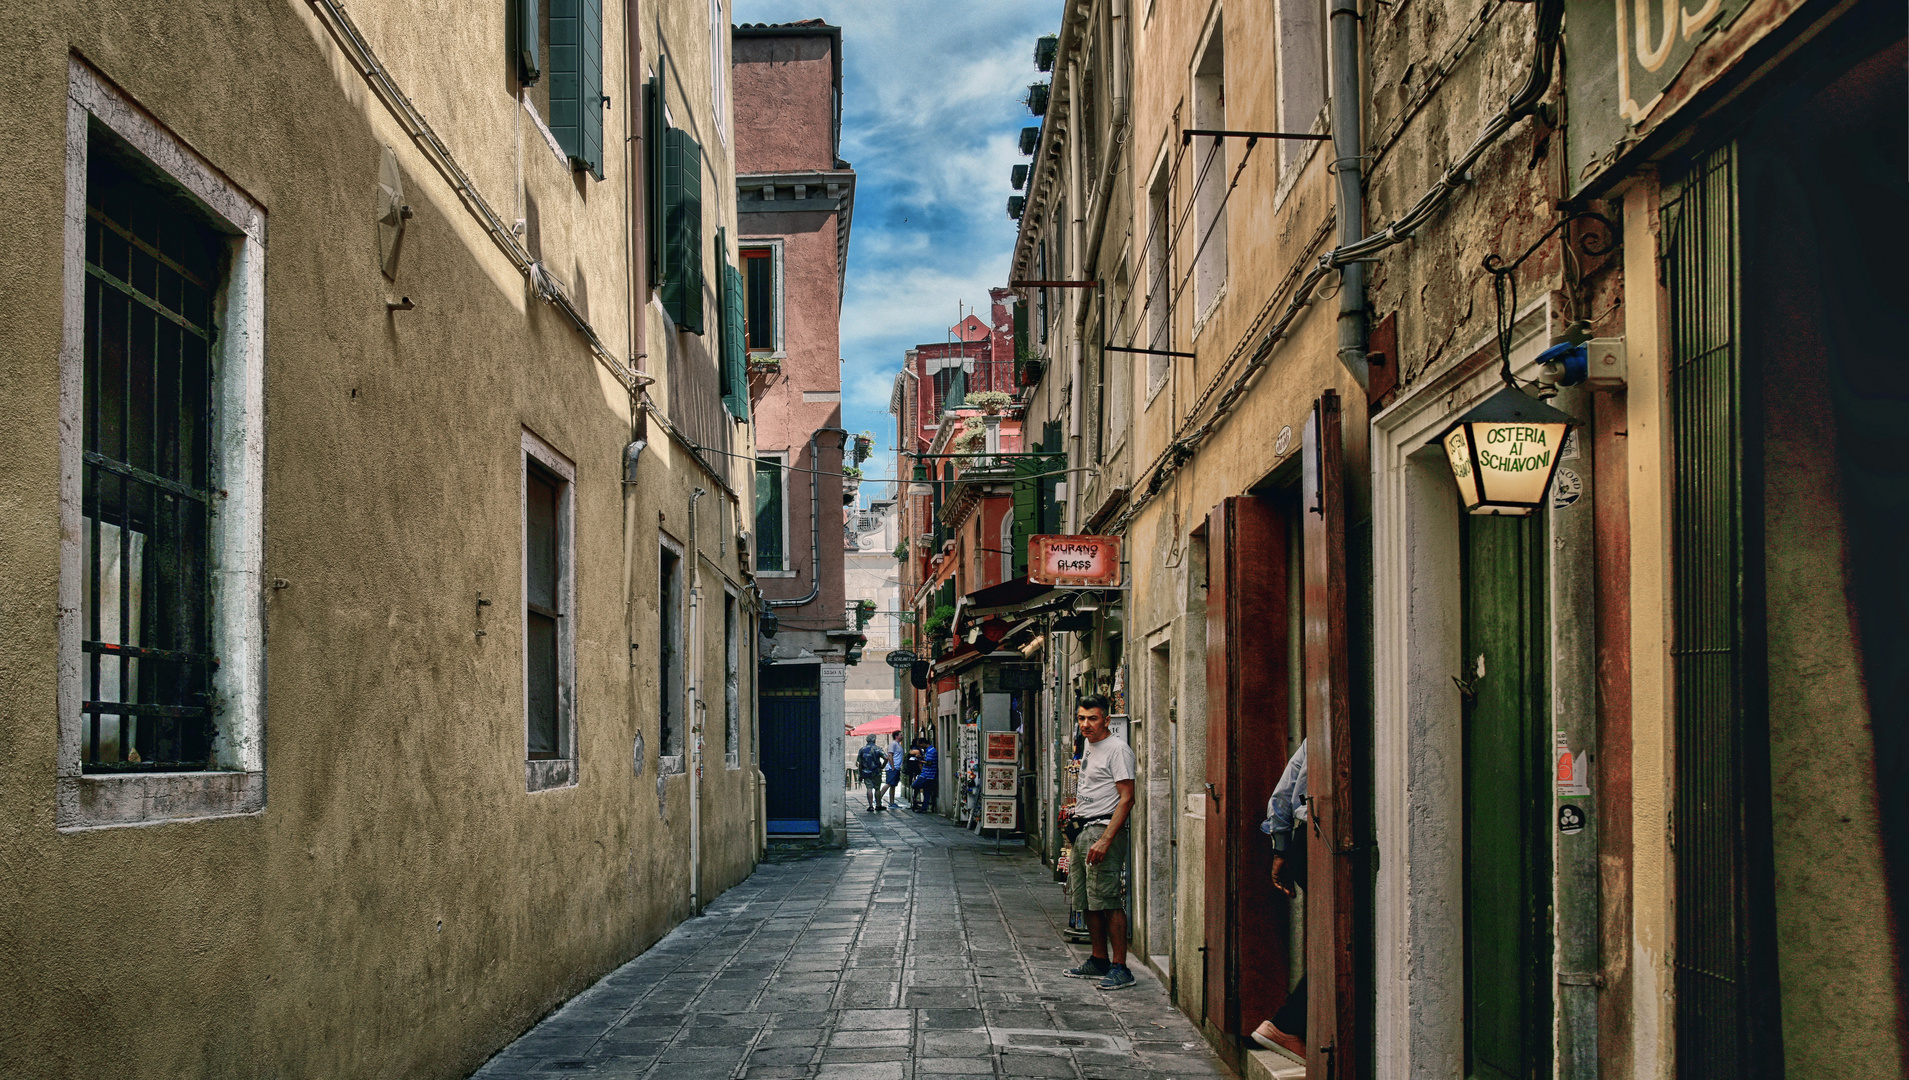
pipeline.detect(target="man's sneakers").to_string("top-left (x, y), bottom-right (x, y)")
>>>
top-left (1063, 957), bottom-right (1136, 990)
top-left (1063, 956), bottom-right (1111, 980)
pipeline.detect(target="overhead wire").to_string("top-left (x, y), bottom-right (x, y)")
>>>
top-left (1108, 0), bottom-right (1566, 534)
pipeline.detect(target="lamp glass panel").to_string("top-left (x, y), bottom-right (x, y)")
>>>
top-left (1444, 428), bottom-right (1482, 510)
top-left (1470, 420), bottom-right (1568, 507)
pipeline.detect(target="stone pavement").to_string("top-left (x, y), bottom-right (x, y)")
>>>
top-left (469, 804), bottom-right (1232, 1080)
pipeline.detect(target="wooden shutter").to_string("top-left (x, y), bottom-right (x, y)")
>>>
top-left (645, 76), bottom-right (665, 282)
top-left (1012, 457), bottom-right (1043, 577)
top-left (662, 128), bottom-right (704, 333)
top-left (1202, 496), bottom-right (1297, 1036)
top-left (547, 0), bottom-right (603, 177)
top-left (516, 0), bottom-right (541, 84)
top-left (1302, 391), bottom-right (1357, 1080)
top-left (720, 232), bottom-right (749, 422)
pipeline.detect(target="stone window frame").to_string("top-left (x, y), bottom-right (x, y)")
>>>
top-left (56, 57), bottom-right (269, 831)
top-left (657, 530), bottom-right (688, 774)
top-left (521, 428), bottom-right (578, 793)
top-left (754, 450), bottom-right (795, 577)
top-left (737, 238), bottom-right (785, 359)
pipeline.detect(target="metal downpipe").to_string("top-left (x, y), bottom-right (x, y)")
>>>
top-left (1329, 0), bottom-right (1370, 390)
top-left (767, 427), bottom-right (848, 610)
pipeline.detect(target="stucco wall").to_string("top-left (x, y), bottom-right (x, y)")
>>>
top-left (0, 1), bottom-right (756, 1077)
top-left (732, 32), bottom-right (837, 173)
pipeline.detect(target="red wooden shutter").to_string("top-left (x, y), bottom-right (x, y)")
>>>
top-left (1203, 496), bottom-right (1297, 1036)
top-left (1303, 391), bottom-right (1357, 1080)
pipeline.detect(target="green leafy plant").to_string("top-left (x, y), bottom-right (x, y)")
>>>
top-left (841, 465), bottom-right (864, 480)
top-left (924, 604), bottom-right (957, 640)
top-left (893, 538), bottom-right (910, 561)
top-left (852, 431), bottom-right (875, 465)
top-left (968, 389), bottom-right (1012, 414)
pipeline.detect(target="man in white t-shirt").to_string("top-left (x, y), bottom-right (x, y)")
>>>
top-left (1063, 694), bottom-right (1138, 991)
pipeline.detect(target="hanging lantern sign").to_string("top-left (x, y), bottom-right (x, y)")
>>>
top-left (1434, 387), bottom-right (1579, 516)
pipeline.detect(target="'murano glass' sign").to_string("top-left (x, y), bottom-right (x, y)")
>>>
top-left (1436, 388), bottom-right (1578, 516)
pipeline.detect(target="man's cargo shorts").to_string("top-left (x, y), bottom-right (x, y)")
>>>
top-left (1068, 822), bottom-right (1129, 912)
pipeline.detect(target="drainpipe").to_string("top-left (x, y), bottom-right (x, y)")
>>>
top-left (688, 486), bottom-right (706, 914)
top-left (768, 427), bottom-right (848, 610)
top-left (1329, 0), bottom-right (1370, 390)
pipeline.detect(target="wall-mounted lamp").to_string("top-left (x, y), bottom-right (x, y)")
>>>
top-left (1433, 387), bottom-right (1578, 516)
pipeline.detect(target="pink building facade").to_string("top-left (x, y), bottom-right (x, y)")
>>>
top-left (734, 20), bottom-right (859, 843)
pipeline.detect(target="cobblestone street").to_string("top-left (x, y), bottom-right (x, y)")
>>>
top-left (470, 810), bottom-right (1230, 1080)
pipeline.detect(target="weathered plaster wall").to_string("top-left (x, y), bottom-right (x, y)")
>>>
top-left (732, 33), bottom-right (836, 173)
top-left (0, 1), bottom-right (755, 1077)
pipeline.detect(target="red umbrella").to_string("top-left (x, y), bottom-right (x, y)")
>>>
top-left (849, 715), bottom-right (902, 736)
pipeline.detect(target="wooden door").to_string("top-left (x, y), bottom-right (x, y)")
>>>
top-left (1203, 496), bottom-right (1296, 1037)
top-left (761, 674), bottom-right (822, 834)
top-left (1462, 512), bottom-right (1551, 1080)
top-left (1303, 392), bottom-right (1358, 1080)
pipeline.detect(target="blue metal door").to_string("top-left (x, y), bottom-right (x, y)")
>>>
top-left (762, 689), bottom-right (821, 834)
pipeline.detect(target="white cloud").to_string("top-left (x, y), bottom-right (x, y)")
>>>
top-left (736, 0), bottom-right (1060, 504)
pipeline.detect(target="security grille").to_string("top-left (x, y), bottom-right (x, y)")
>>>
top-left (81, 150), bottom-right (221, 772)
top-left (1663, 142), bottom-right (1780, 1078)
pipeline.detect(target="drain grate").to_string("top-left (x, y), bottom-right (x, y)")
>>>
top-left (990, 1028), bottom-right (1131, 1053)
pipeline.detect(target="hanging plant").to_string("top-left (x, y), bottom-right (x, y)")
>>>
top-left (968, 390), bottom-right (1012, 414)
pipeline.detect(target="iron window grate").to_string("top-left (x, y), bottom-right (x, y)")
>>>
top-left (81, 149), bottom-right (222, 773)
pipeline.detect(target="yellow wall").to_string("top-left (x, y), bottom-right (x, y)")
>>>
top-left (0, 1), bottom-right (756, 1076)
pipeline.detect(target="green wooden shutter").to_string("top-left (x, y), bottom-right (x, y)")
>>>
top-left (645, 76), bottom-right (664, 282)
top-left (719, 229), bottom-right (750, 422)
top-left (547, 0), bottom-right (603, 177)
top-left (516, 0), bottom-right (541, 84)
top-left (1012, 456), bottom-right (1043, 577)
top-left (662, 128), bottom-right (704, 334)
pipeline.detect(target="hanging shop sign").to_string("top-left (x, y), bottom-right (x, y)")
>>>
top-left (1028, 534), bottom-right (1125, 587)
top-left (1562, 0), bottom-right (1751, 197)
top-left (886, 649), bottom-right (918, 669)
top-left (1434, 387), bottom-right (1578, 516)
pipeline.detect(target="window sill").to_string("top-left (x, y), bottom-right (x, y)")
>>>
top-left (56, 770), bottom-right (264, 830)
top-left (756, 570), bottom-right (798, 578)
top-left (526, 757), bottom-right (577, 792)
top-left (659, 754), bottom-right (687, 776)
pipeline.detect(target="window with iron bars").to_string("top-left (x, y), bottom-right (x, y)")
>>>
top-left (80, 145), bottom-right (222, 773)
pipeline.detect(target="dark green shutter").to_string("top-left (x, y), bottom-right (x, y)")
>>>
top-left (1012, 456), bottom-right (1043, 577)
top-left (719, 229), bottom-right (749, 422)
top-left (547, 0), bottom-right (603, 178)
top-left (662, 128), bottom-right (704, 334)
top-left (645, 76), bottom-right (664, 283)
top-left (516, 0), bottom-right (541, 84)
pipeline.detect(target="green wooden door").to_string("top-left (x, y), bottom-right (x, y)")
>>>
top-left (1462, 512), bottom-right (1551, 1080)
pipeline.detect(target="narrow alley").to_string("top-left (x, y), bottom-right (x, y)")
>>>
top-left (470, 812), bottom-right (1235, 1080)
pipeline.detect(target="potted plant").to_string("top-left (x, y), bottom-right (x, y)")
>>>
top-left (852, 431), bottom-right (875, 464)
top-left (968, 390), bottom-right (1012, 415)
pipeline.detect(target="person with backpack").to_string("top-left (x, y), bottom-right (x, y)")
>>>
top-left (856, 735), bottom-right (888, 812)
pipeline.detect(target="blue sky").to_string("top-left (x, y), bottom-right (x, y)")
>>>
top-left (735, 1), bottom-right (1063, 493)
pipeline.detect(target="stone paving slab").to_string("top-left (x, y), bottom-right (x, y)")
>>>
top-left (469, 807), bottom-right (1231, 1080)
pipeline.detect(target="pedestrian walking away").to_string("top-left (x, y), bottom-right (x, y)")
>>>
top-left (884, 734), bottom-right (905, 809)
top-left (1252, 740), bottom-right (1308, 1056)
top-left (856, 735), bottom-right (887, 812)
top-left (1063, 694), bottom-right (1137, 991)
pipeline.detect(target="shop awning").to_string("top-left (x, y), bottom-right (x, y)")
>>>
top-left (963, 576), bottom-right (1067, 619)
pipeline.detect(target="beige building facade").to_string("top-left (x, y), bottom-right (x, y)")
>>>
top-left (0, 0), bottom-right (766, 1076)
